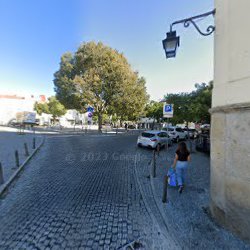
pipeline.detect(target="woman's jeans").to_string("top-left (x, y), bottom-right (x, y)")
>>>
top-left (176, 161), bottom-right (188, 186)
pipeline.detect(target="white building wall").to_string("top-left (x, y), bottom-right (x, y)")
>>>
top-left (0, 97), bottom-right (36, 125)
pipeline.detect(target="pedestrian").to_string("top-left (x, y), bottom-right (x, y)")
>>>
top-left (124, 123), bottom-right (128, 131)
top-left (172, 142), bottom-right (191, 194)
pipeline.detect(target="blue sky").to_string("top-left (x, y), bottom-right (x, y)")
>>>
top-left (0, 0), bottom-right (214, 100)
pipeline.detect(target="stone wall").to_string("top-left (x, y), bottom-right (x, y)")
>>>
top-left (211, 0), bottom-right (250, 241)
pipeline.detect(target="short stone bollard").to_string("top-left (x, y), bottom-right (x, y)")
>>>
top-left (33, 137), bottom-right (36, 149)
top-left (0, 162), bottom-right (4, 184)
top-left (162, 175), bottom-right (169, 203)
top-left (15, 150), bottom-right (20, 168)
top-left (151, 150), bottom-right (156, 178)
top-left (24, 143), bottom-right (29, 157)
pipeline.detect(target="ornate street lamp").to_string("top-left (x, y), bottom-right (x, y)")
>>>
top-left (163, 9), bottom-right (216, 59)
top-left (162, 31), bottom-right (180, 58)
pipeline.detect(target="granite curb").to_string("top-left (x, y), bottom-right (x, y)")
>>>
top-left (133, 149), bottom-right (180, 249)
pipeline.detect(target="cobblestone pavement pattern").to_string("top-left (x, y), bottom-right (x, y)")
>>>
top-left (0, 130), bottom-right (43, 182)
top-left (135, 141), bottom-right (250, 250)
top-left (0, 134), bottom-right (176, 249)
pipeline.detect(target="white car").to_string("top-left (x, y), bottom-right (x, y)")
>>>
top-left (137, 130), bottom-right (173, 149)
top-left (183, 128), bottom-right (198, 139)
top-left (200, 124), bottom-right (210, 129)
top-left (162, 127), bottom-right (186, 142)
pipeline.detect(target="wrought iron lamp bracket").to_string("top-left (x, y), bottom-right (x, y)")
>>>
top-left (170, 9), bottom-right (216, 36)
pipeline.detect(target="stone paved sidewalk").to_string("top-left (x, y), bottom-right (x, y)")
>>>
top-left (0, 128), bottom-right (43, 184)
top-left (135, 142), bottom-right (250, 249)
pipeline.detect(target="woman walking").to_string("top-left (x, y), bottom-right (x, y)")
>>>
top-left (173, 142), bottom-right (191, 193)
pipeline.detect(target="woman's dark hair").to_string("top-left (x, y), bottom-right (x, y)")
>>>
top-left (177, 142), bottom-right (189, 154)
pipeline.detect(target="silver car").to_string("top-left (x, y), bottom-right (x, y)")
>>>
top-left (137, 130), bottom-right (173, 149)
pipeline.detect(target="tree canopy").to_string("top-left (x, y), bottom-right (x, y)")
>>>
top-left (34, 96), bottom-right (66, 123)
top-left (164, 82), bottom-right (213, 124)
top-left (34, 101), bottom-right (49, 115)
top-left (144, 82), bottom-right (213, 126)
top-left (47, 96), bottom-right (67, 121)
top-left (54, 42), bottom-right (149, 130)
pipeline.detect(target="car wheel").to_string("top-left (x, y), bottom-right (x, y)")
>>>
top-left (137, 143), bottom-right (142, 147)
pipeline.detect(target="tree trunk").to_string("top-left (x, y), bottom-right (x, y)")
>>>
top-left (98, 113), bottom-right (102, 133)
top-left (152, 118), bottom-right (155, 130)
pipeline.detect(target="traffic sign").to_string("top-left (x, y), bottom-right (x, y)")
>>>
top-left (87, 106), bottom-right (94, 113)
top-left (163, 103), bottom-right (174, 118)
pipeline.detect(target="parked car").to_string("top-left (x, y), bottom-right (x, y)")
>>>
top-left (182, 128), bottom-right (198, 139)
top-left (128, 124), bottom-right (136, 129)
top-left (137, 130), bottom-right (172, 149)
top-left (162, 127), bottom-right (186, 142)
top-left (200, 124), bottom-right (210, 129)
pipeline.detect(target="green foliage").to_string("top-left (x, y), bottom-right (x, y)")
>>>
top-left (163, 82), bottom-right (213, 124)
top-left (54, 52), bottom-right (82, 109)
top-left (34, 97), bottom-right (67, 123)
top-left (190, 82), bottom-right (213, 123)
top-left (54, 41), bottom-right (148, 130)
top-left (47, 96), bottom-right (67, 121)
top-left (34, 102), bottom-right (49, 115)
top-left (145, 101), bottom-right (163, 122)
top-left (164, 92), bottom-right (192, 124)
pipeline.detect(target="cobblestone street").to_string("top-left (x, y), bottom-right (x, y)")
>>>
top-left (0, 134), bottom-right (175, 249)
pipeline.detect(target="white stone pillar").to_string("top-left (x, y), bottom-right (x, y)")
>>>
top-left (211, 0), bottom-right (250, 241)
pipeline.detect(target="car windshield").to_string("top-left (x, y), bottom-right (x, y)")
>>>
top-left (141, 132), bottom-right (155, 138)
top-left (176, 128), bottom-right (183, 132)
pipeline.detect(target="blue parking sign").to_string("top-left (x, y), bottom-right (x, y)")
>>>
top-left (165, 104), bottom-right (172, 112)
top-left (163, 103), bottom-right (174, 118)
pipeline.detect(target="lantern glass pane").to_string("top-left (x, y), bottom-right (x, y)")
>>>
top-left (165, 40), bottom-right (177, 52)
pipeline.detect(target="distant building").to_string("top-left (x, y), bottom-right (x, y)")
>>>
top-left (138, 117), bottom-right (157, 129)
top-left (0, 94), bottom-right (45, 125)
top-left (0, 93), bottom-right (88, 128)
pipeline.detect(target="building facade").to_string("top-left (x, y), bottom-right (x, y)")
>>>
top-left (0, 94), bottom-right (86, 127)
top-left (0, 94), bottom-right (41, 125)
top-left (210, 0), bottom-right (250, 240)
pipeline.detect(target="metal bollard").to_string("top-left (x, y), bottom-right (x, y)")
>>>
top-left (151, 150), bottom-right (156, 178)
top-left (162, 175), bottom-right (169, 203)
top-left (157, 144), bottom-right (160, 156)
top-left (15, 150), bottom-right (20, 168)
top-left (33, 137), bottom-right (36, 149)
top-left (24, 143), bottom-right (29, 157)
top-left (0, 162), bottom-right (4, 184)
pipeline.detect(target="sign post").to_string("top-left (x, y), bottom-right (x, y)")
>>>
top-left (163, 103), bottom-right (174, 153)
top-left (86, 106), bottom-right (94, 128)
